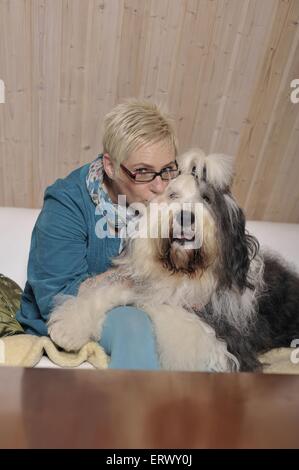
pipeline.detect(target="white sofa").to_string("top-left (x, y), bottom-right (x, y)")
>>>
top-left (1, 206), bottom-right (299, 368)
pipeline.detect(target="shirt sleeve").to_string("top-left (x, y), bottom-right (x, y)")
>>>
top-left (27, 183), bottom-right (91, 321)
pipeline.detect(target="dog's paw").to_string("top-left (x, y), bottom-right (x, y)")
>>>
top-left (48, 302), bottom-right (93, 352)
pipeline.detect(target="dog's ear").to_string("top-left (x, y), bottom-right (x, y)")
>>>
top-left (216, 193), bottom-right (259, 291)
top-left (205, 153), bottom-right (235, 190)
top-left (177, 148), bottom-right (206, 176)
top-left (177, 149), bottom-right (235, 190)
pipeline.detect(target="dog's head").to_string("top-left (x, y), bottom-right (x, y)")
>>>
top-left (116, 148), bottom-right (259, 292)
top-left (170, 148), bottom-right (258, 290)
top-left (148, 172), bottom-right (216, 277)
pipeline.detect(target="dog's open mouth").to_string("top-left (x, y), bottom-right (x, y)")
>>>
top-left (171, 210), bottom-right (196, 248)
top-left (172, 234), bottom-right (196, 247)
top-left (160, 231), bottom-right (203, 275)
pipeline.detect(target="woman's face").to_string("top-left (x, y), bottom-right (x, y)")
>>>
top-left (104, 139), bottom-right (177, 205)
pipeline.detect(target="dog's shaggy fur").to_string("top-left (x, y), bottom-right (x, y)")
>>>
top-left (48, 149), bottom-right (299, 372)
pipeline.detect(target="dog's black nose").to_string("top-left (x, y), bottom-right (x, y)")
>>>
top-left (177, 211), bottom-right (195, 226)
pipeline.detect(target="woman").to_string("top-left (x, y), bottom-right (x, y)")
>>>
top-left (16, 99), bottom-right (179, 369)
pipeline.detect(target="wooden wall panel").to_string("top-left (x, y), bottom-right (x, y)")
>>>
top-left (0, 0), bottom-right (33, 207)
top-left (233, 0), bottom-right (299, 221)
top-left (0, 0), bottom-right (298, 222)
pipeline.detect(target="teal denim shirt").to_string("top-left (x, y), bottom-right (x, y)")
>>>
top-left (16, 163), bottom-right (121, 336)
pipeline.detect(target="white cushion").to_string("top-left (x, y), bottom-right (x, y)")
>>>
top-left (246, 221), bottom-right (299, 273)
top-left (0, 207), bottom-right (40, 289)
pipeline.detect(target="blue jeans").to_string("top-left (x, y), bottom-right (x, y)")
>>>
top-left (99, 306), bottom-right (160, 370)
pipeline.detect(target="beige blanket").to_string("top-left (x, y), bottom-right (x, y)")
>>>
top-left (0, 334), bottom-right (298, 373)
top-left (260, 348), bottom-right (299, 374)
top-left (0, 334), bottom-right (108, 368)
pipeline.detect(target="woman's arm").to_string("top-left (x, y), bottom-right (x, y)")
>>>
top-left (27, 185), bottom-right (93, 321)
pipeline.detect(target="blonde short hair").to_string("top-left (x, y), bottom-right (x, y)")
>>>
top-left (102, 99), bottom-right (178, 170)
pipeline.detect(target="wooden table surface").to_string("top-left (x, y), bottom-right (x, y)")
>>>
top-left (0, 366), bottom-right (299, 449)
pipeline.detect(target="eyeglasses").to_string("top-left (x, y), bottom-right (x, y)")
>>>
top-left (120, 161), bottom-right (180, 183)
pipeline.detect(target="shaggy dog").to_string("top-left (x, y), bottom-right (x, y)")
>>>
top-left (48, 149), bottom-right (299, 372)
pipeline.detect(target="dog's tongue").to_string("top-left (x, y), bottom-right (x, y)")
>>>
top-left (182, 231), bottom-right (195, 240)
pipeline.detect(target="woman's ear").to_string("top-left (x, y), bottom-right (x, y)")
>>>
top-left (103, 153), bottom-right (115, 179)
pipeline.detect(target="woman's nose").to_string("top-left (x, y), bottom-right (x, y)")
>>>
top-left (150, 176), bottom-right (168, 194)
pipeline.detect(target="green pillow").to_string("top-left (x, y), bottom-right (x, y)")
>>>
top-left (0, 274), bottom-right (24, 336)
